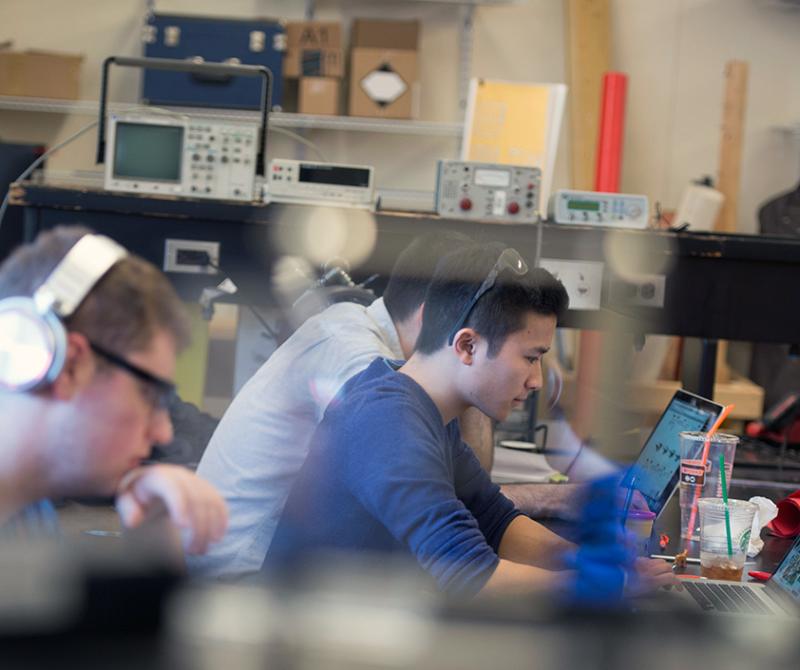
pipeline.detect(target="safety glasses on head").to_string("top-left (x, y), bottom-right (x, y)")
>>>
top-left (447, 247), bottom-right (528, 346)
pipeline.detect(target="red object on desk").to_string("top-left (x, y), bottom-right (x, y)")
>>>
top-left (748, 571), bottom-right (772, 581)
top-left (767, 489), bottom-right (800, 538)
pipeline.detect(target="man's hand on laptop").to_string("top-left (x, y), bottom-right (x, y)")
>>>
top-left (626, 557), bottom-right (679, 596)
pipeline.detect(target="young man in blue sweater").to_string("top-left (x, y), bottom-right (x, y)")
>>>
top-left (267, 243), bottom-right (673, 596)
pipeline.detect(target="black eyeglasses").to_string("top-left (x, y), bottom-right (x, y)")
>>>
top-left (447, 248), bottom-right (529, 345)
top-left (89, 341), bottom-right (178, 411)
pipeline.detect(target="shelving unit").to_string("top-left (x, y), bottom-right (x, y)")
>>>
top-left (1, 1), bottom-right (526, 193)
top-left (0, 95), bottom-right (463, 137)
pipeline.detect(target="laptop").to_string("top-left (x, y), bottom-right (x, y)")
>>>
top-left (674, 535), bottom-right (800, 618)
top-left (625, 389), bottom-right (724, 519)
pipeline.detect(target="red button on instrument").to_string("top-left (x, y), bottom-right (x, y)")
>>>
top-left (507, 201), bottom-right (520, 214)
top-left (459, 198), bottom-right (473, 211)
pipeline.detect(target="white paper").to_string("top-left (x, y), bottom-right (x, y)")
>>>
top-left (747, 496), bottom-right (779, 557)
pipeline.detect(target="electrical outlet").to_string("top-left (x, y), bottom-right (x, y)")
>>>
top-left (164, 239), bottom-right (219, 274)
top-left (609, 274), bottom-right (666, 308)
top-left (539, 258), bottom-right (604, 311)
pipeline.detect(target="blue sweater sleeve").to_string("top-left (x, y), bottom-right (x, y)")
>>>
top-left (448, 422), bottom-right (522, 552)
top-left (339, 397), bottom-right (504, 597)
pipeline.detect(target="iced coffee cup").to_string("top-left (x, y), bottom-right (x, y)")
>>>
top-left (679, 432), bottom-right (738, 540)
top-left (697, 497), bottom-right (757, 581)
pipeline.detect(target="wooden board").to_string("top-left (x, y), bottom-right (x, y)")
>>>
top-left (715, 60), bottom-right (749, 234)
top-left (714, 60), bottom-right (749, 382)
top-left (564, 0), bottom-right (610, 438)
top-left (565, 0), bottom-right (610, 190)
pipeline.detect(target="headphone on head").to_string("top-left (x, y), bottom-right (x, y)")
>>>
top-left (0, 234), bottom-right (128, 392)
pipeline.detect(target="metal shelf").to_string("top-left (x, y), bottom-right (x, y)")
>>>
top-left (369, 0), bottom-right (525, 4)
top-left (0, 96), bottom-right (463, 137)
top-left (373, 0), bottom-right (528, 7)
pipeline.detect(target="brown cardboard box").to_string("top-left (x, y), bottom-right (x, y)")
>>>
top-left (351, 19), bottom-right (419, 49)
top-left (349, 48), bottom-right (417, 119)
top-left (285, 47), bottom-right (343, 78)
top-left (286, 21), bottom-right (342, 49)
top-left (299, 77), bottom-right (340, 115)
top-left (0, 49), bottom-right (83, 99)
top-left (284, 21), bottom-right (343, 78)
top-left (348, 20), bottom-right (419, 119)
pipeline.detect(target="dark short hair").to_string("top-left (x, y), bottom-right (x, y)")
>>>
top-left (0, 225), bottom-right (190, 355)
top-left (383, 230), bottom-right (474, 324)
top-left (414, 243), bottom-right (569, 356)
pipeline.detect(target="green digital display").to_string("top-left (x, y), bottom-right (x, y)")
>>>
top-left (567, 199), bottom-right (600, 212)
top-left (113, 122), bottom-right (183, 182)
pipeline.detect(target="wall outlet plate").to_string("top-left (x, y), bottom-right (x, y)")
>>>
top-left (164, 239), bottom-right (219, 274)
top-left (539, 258), bottom-right (604, 311)
top-left (609, 274), bottom-right (666, 308)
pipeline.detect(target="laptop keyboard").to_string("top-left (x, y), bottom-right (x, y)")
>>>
top-left (684, 582), bottom-right (775, 615)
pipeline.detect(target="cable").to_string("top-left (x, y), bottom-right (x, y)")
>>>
top-left (268, 126), bottom-right (328, 161)
top-left (564, 439), bottom-right (587, 478)
top-left (0, 119), bottom-right (100, 234)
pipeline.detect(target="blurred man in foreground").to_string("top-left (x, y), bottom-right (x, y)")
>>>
top-left (0, 226), bottom-right (227, 556)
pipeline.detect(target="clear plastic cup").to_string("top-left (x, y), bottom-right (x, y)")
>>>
top-left (678, 432), bottom-right (738, 540)
top-left (624, 510), bottom-right (656, 556)
top-left (697, 497), bottom-right (757, 581)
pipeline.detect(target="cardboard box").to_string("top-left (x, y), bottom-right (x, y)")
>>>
top-left (285, 47), bottom-right (343, 78)
top-left (348, 19), bottom-right (419, 119)
top-left (351, 19), bottom-right (419, 50)
top-left (0, 49), bottom-right (83, 99)
top-left (286, 21), bottom-right (342, 49)
top-left (349, 47), bottom-right (417, 119)
top-left (299, 77), bottom-right (340, 115)
top-left (284, 21), bottom-right (343, 78)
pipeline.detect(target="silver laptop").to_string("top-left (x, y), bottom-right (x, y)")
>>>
top-left (675, 535), bottom-right (800, 618)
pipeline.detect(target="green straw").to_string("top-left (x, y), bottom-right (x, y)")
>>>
top-left (719, 452), bottom-right (733, 557)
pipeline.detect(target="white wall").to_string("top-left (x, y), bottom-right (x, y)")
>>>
top-left (2, 0), bottom-right (800, 232)
top-left (614, 0), bottom-right (800, 233)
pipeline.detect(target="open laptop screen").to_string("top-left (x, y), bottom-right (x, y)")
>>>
top-left (770, 536), bottom-right (800, 604)
top-left (629, 390), bottom-right (723, 516)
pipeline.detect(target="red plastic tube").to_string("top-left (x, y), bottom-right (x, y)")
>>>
top-left (594, 72), bottom-right (628, 193)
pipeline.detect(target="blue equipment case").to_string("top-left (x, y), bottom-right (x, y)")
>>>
top-left (142, 13), bottom-right (285, 110)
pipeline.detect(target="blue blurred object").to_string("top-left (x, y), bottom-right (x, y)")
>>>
top-left (563, 473), bottom-right (637, 607)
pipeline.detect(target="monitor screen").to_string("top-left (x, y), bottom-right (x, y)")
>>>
top-left (567, 199), bottom-right (600, 212)
top-left (771, 536), bottom-right (800, 603)
top-left (298, 165), bottom-right (370, 187)
top-left (629, 392), bottom-right (721, 515)
top-left (113, 122), bottom-right (183, 182)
